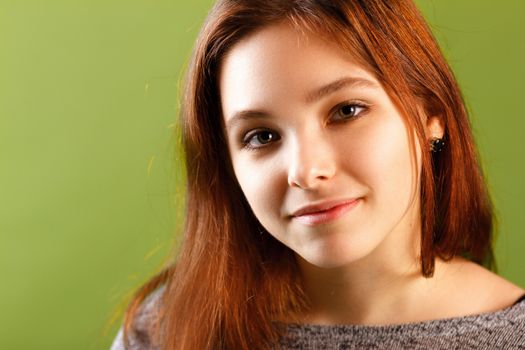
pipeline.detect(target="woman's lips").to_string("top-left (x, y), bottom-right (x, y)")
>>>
top-left (291, 199), bottom-right (361, 226)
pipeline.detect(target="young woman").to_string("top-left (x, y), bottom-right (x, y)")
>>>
top-left (112, 1), bottom-right (525, 349)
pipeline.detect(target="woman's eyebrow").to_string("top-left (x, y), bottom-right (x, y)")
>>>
top-left (226, 110), bottom-right (270, 132)
top-left (305, 76), bottom-right (379, 104)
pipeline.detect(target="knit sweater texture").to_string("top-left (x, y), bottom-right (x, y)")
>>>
top-left (110, 290), bottom-right (525, 349)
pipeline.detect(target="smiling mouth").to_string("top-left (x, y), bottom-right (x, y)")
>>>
top-left (291, 199), bottom-right (361, 226)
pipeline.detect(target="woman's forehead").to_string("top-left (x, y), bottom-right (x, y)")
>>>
top-left (219, 22), bottom-right (381, 120)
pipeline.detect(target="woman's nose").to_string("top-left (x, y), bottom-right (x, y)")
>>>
top-left (287, 133), bottom-right (336, 190)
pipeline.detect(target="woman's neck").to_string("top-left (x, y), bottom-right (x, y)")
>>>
top-left (292, 213), bottom-right (468, 327)
top-left (298, 257), bottom-right (448, 325)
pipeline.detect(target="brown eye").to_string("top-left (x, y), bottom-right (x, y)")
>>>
top-left (243, 129), bottom-right (281, 149)
top-left (256, 131), bottom-right (274, 144)
top-left (332, 103), bottom-right (367, 122)
top-left (341, 105), bottom-right (357, 118)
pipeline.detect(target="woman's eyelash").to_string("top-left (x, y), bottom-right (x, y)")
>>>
top-left (241, 129), bottom-right (281, 150)
top-left (330, 101), bottom-right (369, 122)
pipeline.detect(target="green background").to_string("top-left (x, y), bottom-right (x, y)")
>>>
top-left (1, 1), bottom-right (523, 349)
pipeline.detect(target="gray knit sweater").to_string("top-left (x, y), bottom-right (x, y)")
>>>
top-left (111, 290), bottom-right (525, 349)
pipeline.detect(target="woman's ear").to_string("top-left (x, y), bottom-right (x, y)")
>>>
top-left (426, 116), bottom-right (444, 139)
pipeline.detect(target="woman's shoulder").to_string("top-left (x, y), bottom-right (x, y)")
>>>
top-left (441, 258), bottom-right (525, 315)
top-left (110, 286), bottom-right (165, 350)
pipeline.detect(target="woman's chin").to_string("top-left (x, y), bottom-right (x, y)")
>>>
top-left (295, 241), bottom-right (375, 270)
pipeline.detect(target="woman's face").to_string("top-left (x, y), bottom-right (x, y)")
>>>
top-left (220, 22), bottom-right (429, 269)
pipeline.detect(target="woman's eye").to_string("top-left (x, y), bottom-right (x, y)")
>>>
top-left (242, 129), bottom-right (280, 149)
top-left (331, 102), bottom-right (367, 122)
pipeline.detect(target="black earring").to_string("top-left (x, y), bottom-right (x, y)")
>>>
top-left (430, 138), bottom-right (445, 152)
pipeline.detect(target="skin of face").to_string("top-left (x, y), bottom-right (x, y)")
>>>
top-left (220, 22), bottom-right (433, 271)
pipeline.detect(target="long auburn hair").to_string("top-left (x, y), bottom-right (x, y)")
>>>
top-left (124, 0), bottom-right (494, 348)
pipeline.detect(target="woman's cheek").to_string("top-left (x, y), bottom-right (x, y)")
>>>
top-left (233, 156), bottom-right (283, 216)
